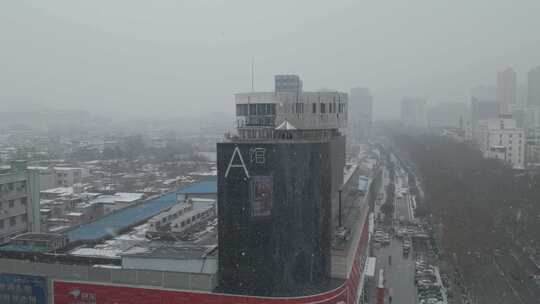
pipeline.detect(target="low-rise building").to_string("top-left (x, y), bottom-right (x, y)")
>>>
top-left (9, 232), bottom-right (68, 252)
top-left (146, 198), bottom-right (216, 239)
top-left (90, 192), bottom-right (144, 215)
top-left (29, 166), bottom-right (90, 190)
top-left (39, 188), bottom-right (143, 231)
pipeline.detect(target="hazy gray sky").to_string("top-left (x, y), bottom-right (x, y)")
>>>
top-left (2, 0), bottom-right (540, 119)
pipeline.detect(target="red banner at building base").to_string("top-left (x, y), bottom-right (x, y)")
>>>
top-left (53, 281), bottom-right (349, 304)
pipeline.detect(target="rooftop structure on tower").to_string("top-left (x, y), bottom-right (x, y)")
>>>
top-left (217, 75), bottom-right (356, 296)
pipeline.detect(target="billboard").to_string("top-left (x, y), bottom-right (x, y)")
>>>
top-left (250, 176), bottom-right (272, 217)
top-left (0, 273), bottom-right (47, 304)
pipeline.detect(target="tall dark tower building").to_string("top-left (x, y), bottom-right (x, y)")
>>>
top-left (528, 66), bottom-right (540, 106)
top-left (217, 75), bottom-right (347, 296)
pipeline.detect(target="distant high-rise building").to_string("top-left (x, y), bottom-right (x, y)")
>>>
top-left (349, 87), bottom-right (373, 141)
top-left (470, 98), bottom-right (501, 124)
top-left (528, 66), bottom-right (540, 106)
top-left (517, 82), bottom-right (528, 106)
top-left (470, 85), bottom-right (496, 102)
top-left (274, 74), bottom-right (303, 94)
top-left (427, 102), bottom-right (468, 128)
top-left (400, 97), bottom-right (427, 128)
top-left (496, 68), bottom-right (517, 109)
top-left (469, 98), bottom-right (503, 145)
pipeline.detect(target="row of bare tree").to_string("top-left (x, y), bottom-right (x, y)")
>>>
top-left (391, 132), bottom-right (540, 301)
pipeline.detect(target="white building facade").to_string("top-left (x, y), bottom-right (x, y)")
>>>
top-left (0, 161), bottom-right (40, 244)
top-left (475, 116), bottom-right (525, 169)
top-left (233, 75), bottom-right (348, 141)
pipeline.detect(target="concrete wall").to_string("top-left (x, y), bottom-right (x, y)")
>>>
top-left (122, 257), bottom-right (217, 274)
top-left (28, 170), bottom-right (41, 233)
top-left (330, 135), bottom-right (346, 228)
top-left (0, 258), bottom-right (216, 303)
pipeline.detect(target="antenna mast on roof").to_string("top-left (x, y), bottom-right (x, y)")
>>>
top-left (251, 58), bottom-right (255, 92)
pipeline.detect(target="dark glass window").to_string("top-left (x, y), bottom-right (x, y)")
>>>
top-left (339, 103), bottom-right (345, 113)
top-left (236, 104), bottom-right (248, 116)
top-left (249, 104), bottom-right (257, 115)
top-left (266, 104), bottom-right (276, 115)
top-left (256, 104), bottom-right (266, 115)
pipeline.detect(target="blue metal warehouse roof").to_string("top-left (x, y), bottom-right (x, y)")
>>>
top-left (66, 181), bottom-right (217, 242)
top-left (67, 191), bottom-right (180, 242)
top-left (179, 181), bottom-right (217, 195)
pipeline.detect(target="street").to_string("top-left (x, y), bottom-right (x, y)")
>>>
top-left (394, 195), bottom-right (413, 223)
top-left (371, 158), bottom-right (419, 304)
top-left (373, 239), bottom-right (418, 304)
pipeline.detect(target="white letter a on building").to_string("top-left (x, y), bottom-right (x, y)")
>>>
top-left (225, 146), bottom-right (250, 178)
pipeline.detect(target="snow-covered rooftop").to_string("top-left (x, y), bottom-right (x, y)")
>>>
top-left (41, 186), bottom-right (74, 196)
top-left (90, 192), bottom-right (144, 204)
top-left (70, 248), bottom-right (123, 258)
top-left (66, 212), bottom-right (83, 217)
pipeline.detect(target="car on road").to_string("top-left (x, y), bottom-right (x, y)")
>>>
top-left (529, 273), bottom-right (540, 280)
top-left (396, 228), bottom-right (407, 238)
top-left (403, 238), bottom-right (411, 255)
top-left (419, 297), bottom-right (443, 304)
